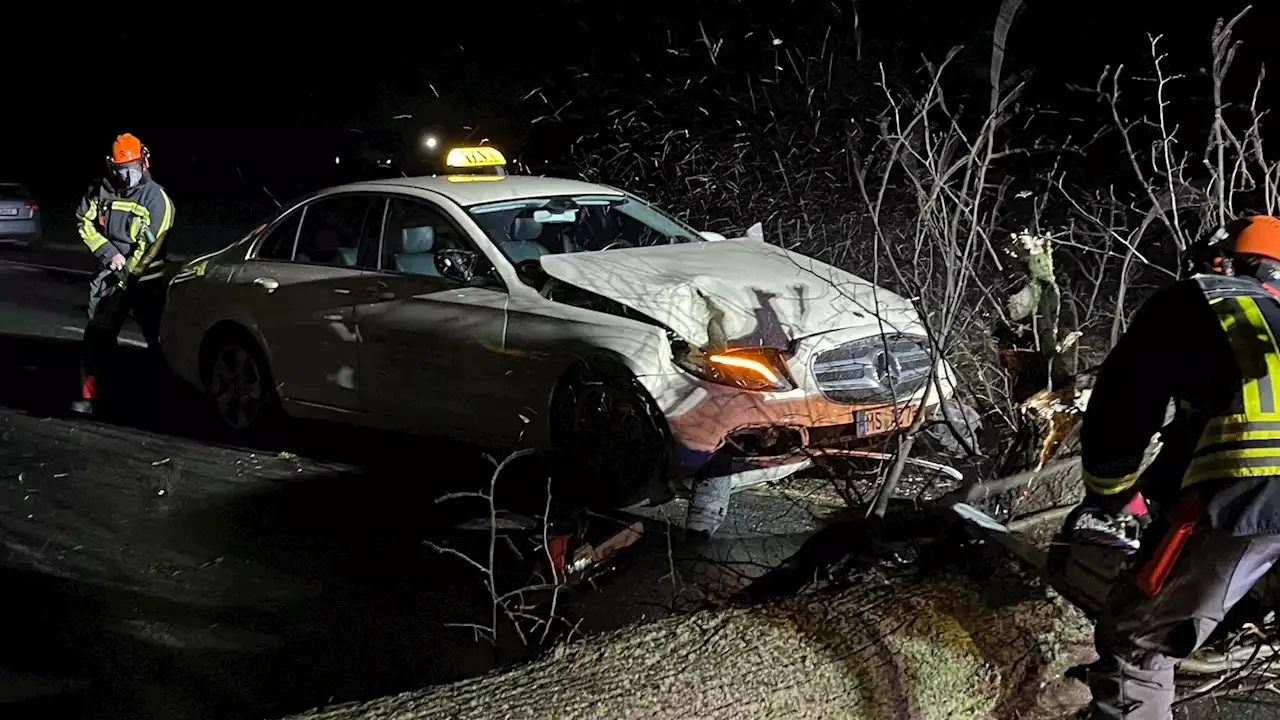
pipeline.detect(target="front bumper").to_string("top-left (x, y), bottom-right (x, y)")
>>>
top-left (639, 329), bottom-right (956, 492)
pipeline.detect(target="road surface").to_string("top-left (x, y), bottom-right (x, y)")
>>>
top-left (0, 249), bottom-right (1264, 719)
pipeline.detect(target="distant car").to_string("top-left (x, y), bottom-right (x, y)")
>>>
top-left (160, 147), bottom-right (955, 508)
top-left (0, 183), bottom-right (41, 248)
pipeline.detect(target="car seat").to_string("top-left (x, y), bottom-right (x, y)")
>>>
top-left (500, 218), bottom-right (551, 263)
top-left (395, 225), bottom-right (440, 276)
top-left (298, 228), bottom-right (350, 265)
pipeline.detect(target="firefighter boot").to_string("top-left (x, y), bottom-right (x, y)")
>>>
top-left (70, 376), bottom-right (98, 416)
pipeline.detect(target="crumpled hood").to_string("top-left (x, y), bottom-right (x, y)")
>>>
top-left (539, 239), bottom-right (921, 348)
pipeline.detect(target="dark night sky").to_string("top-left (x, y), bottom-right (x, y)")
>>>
top-left (2, 1), bottom-right (1272, 216)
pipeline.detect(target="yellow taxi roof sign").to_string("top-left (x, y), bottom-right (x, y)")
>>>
top-left (446, 146), bottom-right (507, 169)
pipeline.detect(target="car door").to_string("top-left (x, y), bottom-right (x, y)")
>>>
top-left (352, 194), bottom-right (517, 443)
top-left (232, 193), bottom-right (385, 412)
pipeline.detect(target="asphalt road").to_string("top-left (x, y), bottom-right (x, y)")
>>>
top-left (0, 249), bottom-right (1266, 719)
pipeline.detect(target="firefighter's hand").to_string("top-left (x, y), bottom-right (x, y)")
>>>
top-left (1058, 504), bottom-right (1143, 553)
top-left (108, 253), bottom-right (126, 271)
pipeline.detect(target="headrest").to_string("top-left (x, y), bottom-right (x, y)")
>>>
top-left (511, 217), bottom-right (543, 242)
top-left (401, 225), bottom-right (435, 253)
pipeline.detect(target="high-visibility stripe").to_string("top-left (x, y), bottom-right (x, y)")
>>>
top-left (1083, 469), bottom-right (1140, 496)
top-left (137, 271), bottom-right (165, 282)
top-left (129, 190), bottom-right (174, 277)
top-left (1242, 296), bottom-right (1280, 416)
top-left (80, 222), bottom-right (108, 251)
top-left (1207, 296), bottom-right (1280, 417)
top-left (155, 190), bottom-right (173, 240)
top-left (1212, 298), bottom-right (1269, 414)
top-left (128, 238), bottom-right (147, 272)
top-left (1186, 447), bottom-right (1280, 486)
top-left (1198, 417), bottom-right (1280, 449)
top-left (1189, 295), bottom-right (1280, 487)
top-left (109, 200), bottom-right (151, 224)
top-left (78, 199), bottom-right (109, 251)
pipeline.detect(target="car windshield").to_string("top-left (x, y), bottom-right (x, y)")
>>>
top-left (467, 194), bottom-right (702, 261)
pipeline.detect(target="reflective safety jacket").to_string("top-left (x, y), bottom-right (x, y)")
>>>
top-left (74, 171), bottom-right (175, 282)
top-left (1080, 273), bottom-right (1280, 536)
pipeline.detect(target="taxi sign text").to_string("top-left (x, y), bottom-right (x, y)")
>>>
top-left (446, 147), bottom-right (507, 169)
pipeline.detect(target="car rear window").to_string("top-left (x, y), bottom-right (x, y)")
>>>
top-left (0, 184), bottom-right (30, 200)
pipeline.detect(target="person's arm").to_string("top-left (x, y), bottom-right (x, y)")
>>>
top-left (75, 187), bottom-right (122, 266)
top-left (126, 185), bottom-right (175, 277)
top-left (1080, 280), bottom-right (1216, 508)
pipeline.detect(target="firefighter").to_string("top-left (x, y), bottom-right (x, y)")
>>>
top-left (70, 133), bottom-right (175, 415)
top-left (1069, 215), bottom-right (1280, 719)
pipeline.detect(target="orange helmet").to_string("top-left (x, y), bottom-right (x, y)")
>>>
top-left (1230, 215), bottom-right (1280, 263)
top-left (109, 133), bottom-right (148, 167)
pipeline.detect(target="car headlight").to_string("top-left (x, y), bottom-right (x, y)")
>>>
top-left (672, 341), bottom-right (795, 392)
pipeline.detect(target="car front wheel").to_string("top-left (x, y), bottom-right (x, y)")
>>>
top-left (549, 361), bottom-right (668, 509)
top-left (205, 336), bottom-right (280, 437)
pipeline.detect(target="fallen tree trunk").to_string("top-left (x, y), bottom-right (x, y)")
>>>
top-left (286, 572), bottom-right (1094, 720)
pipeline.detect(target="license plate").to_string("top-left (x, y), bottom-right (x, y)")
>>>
top-left (856, 403), bottom-right (919, 438)
top-left (0, 208), bottom-right (17, 217)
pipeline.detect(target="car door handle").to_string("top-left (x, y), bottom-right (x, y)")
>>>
top-left (253, 277), bottom-right (279, 293)
top-left (361, 282), bottom-right (396, 301)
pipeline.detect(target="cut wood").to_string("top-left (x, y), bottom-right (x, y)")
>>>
top-left (285, 573), bottom-right (1094, 720)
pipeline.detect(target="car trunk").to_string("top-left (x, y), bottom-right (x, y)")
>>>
top-left (0, 187), bottom-right (35, 221)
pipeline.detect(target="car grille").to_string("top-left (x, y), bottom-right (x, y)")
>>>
top-left (811, 334), bottom-right (932, 404)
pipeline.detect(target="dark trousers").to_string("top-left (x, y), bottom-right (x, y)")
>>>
top-left (79, 270), bottom-right (164, 400)
top-left (1088, 520), bottom-right (1280, 719)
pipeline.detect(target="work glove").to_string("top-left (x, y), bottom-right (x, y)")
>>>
top-left (1059, 493), bottom-right (1149, 551)
top-left (1047, 497), bottom-right (1147, 579)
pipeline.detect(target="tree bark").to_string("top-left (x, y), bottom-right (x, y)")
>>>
top-left (286, 573), bottom-right (1094, 720)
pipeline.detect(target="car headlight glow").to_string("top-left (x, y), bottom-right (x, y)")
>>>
top-left (673, 342), bottom-right (795, 392)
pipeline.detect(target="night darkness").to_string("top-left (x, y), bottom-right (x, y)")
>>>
top-left (5, 1), bottom-right (1274, 221)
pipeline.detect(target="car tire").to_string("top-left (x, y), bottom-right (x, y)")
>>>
top-left (202, 331), bottom-right (281, 439)
top-left (549, 360), bottom-right (668, 509)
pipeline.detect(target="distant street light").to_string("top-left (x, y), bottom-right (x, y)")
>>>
top-left (424, 135), bottom-right (439, 150)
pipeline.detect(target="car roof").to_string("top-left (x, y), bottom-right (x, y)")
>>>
top-left (327, 175), bottom-right (626, 207)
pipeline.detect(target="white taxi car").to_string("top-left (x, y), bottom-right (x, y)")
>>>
top-left (160, 148), bottom-right (954, 507)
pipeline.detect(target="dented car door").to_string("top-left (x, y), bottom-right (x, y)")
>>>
top-left (233, 195), bottom-right (383, 412)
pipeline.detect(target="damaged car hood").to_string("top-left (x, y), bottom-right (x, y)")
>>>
top-left (539, 239), bottom-right (921, 348)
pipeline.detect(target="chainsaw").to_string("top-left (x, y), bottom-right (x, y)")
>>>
top-left (950, 496), bottom-right (1147, 618)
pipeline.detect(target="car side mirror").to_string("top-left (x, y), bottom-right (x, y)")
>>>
top-left (515, 258), bottom-right (549, 289)
top-left (435, 248), bottom-right (478, 283)
top-left (699, 230), bottom-right (729, 242)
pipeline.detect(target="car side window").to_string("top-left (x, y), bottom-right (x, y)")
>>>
top-left (294, 195), bottom-right (384, 269)
top-left (255, 209), bottom-right (303, 261)
top-left (381, 197), bottom-right (494, 280)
